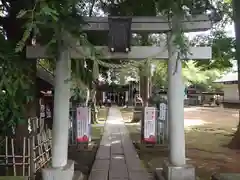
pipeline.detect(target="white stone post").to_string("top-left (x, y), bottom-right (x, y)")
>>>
top-left (51, 46), bottom-right (71, 167)
top-left (103, 92), bottom-right (106, 102)
top-left (125, 91), bottom-right (128, 102)
top-left (167, 32), bottom-right (186, 166)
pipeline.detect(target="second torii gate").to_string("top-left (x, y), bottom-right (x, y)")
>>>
top-left (26, 15), bottom-right (212, 180)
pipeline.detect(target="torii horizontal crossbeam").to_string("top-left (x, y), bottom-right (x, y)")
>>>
top-left (83, 15), bottom-right (212, 33)
top-left (26, 46), bottom-right (212, 60)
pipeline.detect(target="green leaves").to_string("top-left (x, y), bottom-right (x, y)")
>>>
top-left (41, 5), bottom-right (59, 17)
top-left (152, 60), bottom-right (222, 91)
top-left (224, 0), bottom-right (232, 4)
top-left (15, 0), bottom-right (62, 53)
top-left (191, 29), bottom-right (235, 71)
top-left (0, 52), bottom-right (33, 134)
top-left (17, 10), bottom-right (28, 18)
top-left (15, 22), bottom-right (33, 52)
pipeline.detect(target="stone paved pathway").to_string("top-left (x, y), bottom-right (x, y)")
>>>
top-left (88, 107), bottom-right (151, 180)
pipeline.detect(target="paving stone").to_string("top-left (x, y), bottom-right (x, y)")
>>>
top-left (111, 148), bottom-right (123, 155)
top-left (89, 108), bottom-right (150, 180)
top-left (109, 168), bottom-right (128, 179)
top-left (100, 138), bottom-right (111, 145)
top-left (123, 147), bottom-right (137, 156)
top-left (100, 141), bottom-right (111, 146)
top-left (121, 139), bottom-right (134, 146)
top-left (110, 155), bottom-right (126, 170)
top-left (111, 143), bottom-right (123, 155)
top-left (129, 171), bottom-right (150, 180)
top-left (111, 154), bottom-right (125, 160)
top-left (110, 138), bottom-right (122, 144)
top-left (96, 146), bottom-right (110, 159)
top-left (92, 159), bottom-right (110, 170)
top-left (88, 170), bottom-right (108, 180)
top-left (110, 163), bottom-right (127, 172)
top-left (126, 159), bottom-right (145, 171)
top-left (111, 132), bottom-right (122, 135)
top-left (110, 128), bottom-right (120, 133)
top-left (110, 135), bottom-right (122, 142)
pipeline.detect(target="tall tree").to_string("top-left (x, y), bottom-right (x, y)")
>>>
top-left (152, 60), bottom-right (223, 91)
top-left (228, 0), bottom-right (240, 149)
top-left (0, 0), bottom-right (37, 137)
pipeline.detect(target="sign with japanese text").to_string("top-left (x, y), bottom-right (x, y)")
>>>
top-left (159, 103), bottom-right (167, 121)
top-left (144, 107), bottom-right (156, 143)
top-left (76, 107), bottom-right (90, 143)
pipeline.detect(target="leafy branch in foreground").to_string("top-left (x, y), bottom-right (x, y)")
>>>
top-left (15, 0), bottom-right (86, 53)
top-left (0, 35), bottom-right (34, 134)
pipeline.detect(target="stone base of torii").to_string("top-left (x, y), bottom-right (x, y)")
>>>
top-left (26, 15), bottom-right (212, 180)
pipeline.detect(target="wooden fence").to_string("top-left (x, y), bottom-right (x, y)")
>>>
top-left (0, 117), bottom-right (52, 180)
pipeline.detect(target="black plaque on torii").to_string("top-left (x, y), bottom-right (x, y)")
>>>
top-left (108, 17), bottom-right (132, 53)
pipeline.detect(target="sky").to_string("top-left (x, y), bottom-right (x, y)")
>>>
top-left (186, 22), bottom-right (235, 39)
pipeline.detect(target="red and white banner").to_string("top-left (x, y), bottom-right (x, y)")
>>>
top-left (144, 107), bottom-right (156, 143)
top-left (76, 107), bottom-right (90, 143)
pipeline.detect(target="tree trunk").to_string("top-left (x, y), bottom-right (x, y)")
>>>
top-left (85, 88), bottom-right (90, 106)
top-left (229, 121), bottom-right (240, 149)
top-left (228, 0), bottom-right (240, 149)
top-left (15, 60), bottom-right (37, 147)
top-left (143, 75), bottom-right (149, 107)
top-left (139, 65), bottom-right (150, 107)
top-left (90, 89), bottom-right (98, 124)
top-left (140, 34), bottom-right (150, 107)
top-left (139, 67), bottom-right (144, 104)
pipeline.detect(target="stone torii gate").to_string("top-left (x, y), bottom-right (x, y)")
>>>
top-left (26, 15), bottom-right (212, 180)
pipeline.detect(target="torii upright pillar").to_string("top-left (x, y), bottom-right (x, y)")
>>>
top-left (167, 32), bottom-right (186, 167)
top-left (156, 24), bottom-right (196, 180)
top-left (41, 44), bottom-right (74, 180)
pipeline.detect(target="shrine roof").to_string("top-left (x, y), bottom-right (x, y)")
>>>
top-left (214, 72), bottom-right (238, 83)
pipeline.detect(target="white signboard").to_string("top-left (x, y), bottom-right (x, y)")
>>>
top-left (88, 108), bottom-right (91, 141)
top-left (159, 103), bottom-right (167, 121)
top-left (144, 107), bottom-right (156, 143)
top-left (76, 107), bottom-right (90, 143)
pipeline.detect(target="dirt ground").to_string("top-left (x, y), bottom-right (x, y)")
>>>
top-left (121, 107), bottom-right (240, 180)
top-left (68, 107), bottom-right (108, 179)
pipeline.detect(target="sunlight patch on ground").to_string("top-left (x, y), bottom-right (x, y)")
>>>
top-left (232, 113), bottom-right (239, 118)
top-left (232, 127), bottom-right (237, 131)
top-left (125, 122), bottom-right (140, 126)
top-left (184, 119), bottom-right (208, 127)
top-left (126, 119), bottom-right (208, 129)
top-left (107, 120), bottom-right (124, 125)
top-left (184, 107), bottom-right (202, 112)
top-left (107, 116), bottom-right (124, 125)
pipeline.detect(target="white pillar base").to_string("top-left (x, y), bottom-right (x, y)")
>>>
top-left (155, 161), bottom-right (195, 180)
top-left (42, 160), bottom-right (75, 180)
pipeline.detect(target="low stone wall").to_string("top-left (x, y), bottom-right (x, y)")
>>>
top-left (222, 101), bottom-right (240, 109)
